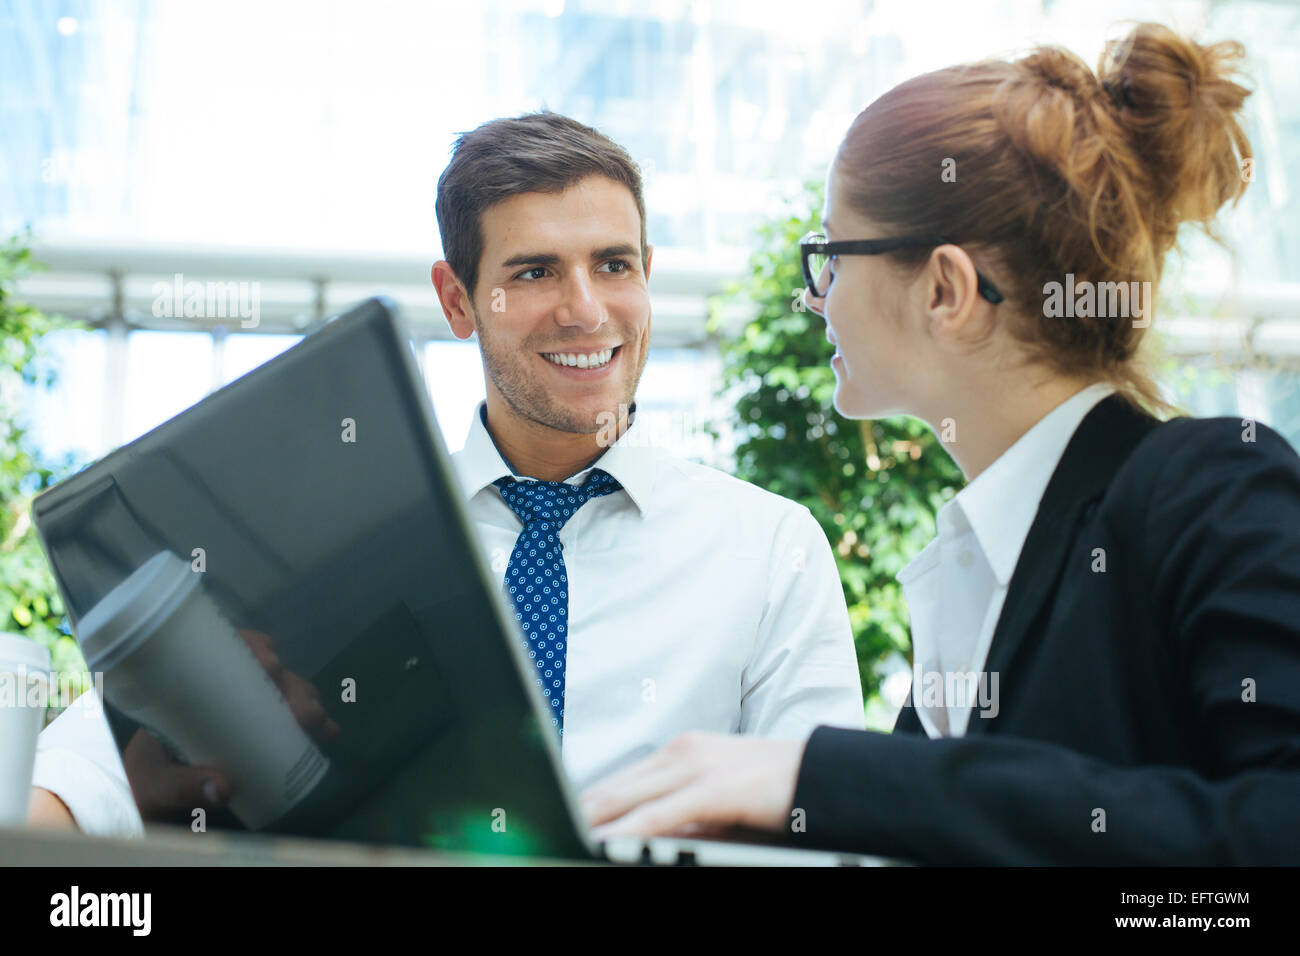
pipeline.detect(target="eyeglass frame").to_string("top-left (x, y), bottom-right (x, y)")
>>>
top-left (798, 232), bottom-right (1004, 304)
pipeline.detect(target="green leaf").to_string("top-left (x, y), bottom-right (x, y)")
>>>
top-left (708, 183), bottom-right (964, 709)
top-left (0, 231), bottom-right (82, 658)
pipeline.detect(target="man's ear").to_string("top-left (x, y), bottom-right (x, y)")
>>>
top-left (432, 261), bottom-right (476, 340)
top-left (643, 243), bottom-right (654, 282)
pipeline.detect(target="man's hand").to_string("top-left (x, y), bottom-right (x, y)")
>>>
top-left (124, 628), bottom-right (339, 822)
top-left (237, 629), bottom-right (340, 744)
top-left (121, 727), bottom-right (233, 823)
top-left (580, 731), bottom-right (807, 840)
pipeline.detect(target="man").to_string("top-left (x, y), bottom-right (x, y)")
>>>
top-left (29, 111), bottom-right (864, 834)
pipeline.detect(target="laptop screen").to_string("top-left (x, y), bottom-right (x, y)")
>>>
top-left (32, 298), bottom-right (590, 859)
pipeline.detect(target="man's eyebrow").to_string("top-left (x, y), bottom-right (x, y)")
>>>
top-left (592, 243), bottom-right (639, 261)
top-left (500, 244), bottom-right (640, 270)
top-left (501, 252), bottom-right (561, 269)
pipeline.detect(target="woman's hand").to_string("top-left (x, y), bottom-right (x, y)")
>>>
top-left (580, 731), bottom-right (808, 840)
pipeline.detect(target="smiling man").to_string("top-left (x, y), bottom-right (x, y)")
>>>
top-left (28, 112), bottom-right (865, 836)
top-left (428, 111), bottom-right (865, 793)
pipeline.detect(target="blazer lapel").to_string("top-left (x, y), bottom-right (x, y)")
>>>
top-left (965, 394), bottom-right (1162, 736)
top-left (890, 394), bottom-right (1162, 738)
top-left (893, 689), bottom-right (924, 734)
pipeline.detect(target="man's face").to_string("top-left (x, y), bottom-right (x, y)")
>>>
top-left (469, 175), bottom-right (652, 435)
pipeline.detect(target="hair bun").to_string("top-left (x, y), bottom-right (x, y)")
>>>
top-left (1097, 22), bottom-right (1253, 240)
top-left (1101, 76), bottom-right (1137, 111)
top-left (1019, 47), bottom-right (1097, 96)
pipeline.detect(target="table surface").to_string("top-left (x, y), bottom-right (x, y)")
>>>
top-left (0, 823), bottom-right (592, 866)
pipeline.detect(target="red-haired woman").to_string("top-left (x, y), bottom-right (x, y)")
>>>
top-left (582, 22), bottom-right (1300, 864)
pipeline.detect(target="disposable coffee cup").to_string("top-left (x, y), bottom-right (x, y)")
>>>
top-left (0, 634), bottom-right (51, 826)
top-left (78, 551), bottom-right (329, 830)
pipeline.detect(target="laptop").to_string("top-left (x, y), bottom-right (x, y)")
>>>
top-left (32, 297), bottom-right (896, 866)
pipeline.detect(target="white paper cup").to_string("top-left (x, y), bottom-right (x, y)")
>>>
top-left (0, 634), bottom-right (51, 826)
top-left (78, 551), bottom-right (329, 830)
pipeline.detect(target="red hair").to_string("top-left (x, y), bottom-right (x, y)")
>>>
top-left (835, 22), bottom-right (1253, 412)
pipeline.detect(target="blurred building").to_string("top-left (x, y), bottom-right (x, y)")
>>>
top-left (2, 0), bottom-right (1298, 462)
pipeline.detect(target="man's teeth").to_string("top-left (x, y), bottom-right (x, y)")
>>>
top-left (543, 348), bottom-right (615, 369)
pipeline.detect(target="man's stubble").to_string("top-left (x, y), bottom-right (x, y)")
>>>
top-left (471, 301), bottom-right (649, 435)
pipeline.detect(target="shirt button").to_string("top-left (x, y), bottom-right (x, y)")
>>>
top-left (956, 549), bottom-right (974, 567)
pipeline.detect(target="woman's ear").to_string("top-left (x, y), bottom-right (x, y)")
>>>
top-left (924, 245), bottom-right (996, 347)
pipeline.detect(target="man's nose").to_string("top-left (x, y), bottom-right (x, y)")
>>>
top-left (554, 270), bottom-right (608, 332)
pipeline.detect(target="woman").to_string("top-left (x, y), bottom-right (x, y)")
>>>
top-left (580, 22), bottom-right (1300, 864)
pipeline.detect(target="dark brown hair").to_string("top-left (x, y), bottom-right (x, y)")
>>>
top-left (835, 22), bottom-right (1253, 412)
top-left (435, 110), bottom-right (648, 298)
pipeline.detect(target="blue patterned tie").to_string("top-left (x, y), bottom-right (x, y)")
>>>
top-left (494, 468), bottom-right (622, 735)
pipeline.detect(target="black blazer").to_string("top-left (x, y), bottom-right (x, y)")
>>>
top-left (791, 394), bottom-right (1300, 864)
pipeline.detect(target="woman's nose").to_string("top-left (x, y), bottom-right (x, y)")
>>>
top-left (802, 286), bottom-right (825, 316)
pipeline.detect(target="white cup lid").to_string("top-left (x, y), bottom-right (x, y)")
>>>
top-left (0, 633), bottom-right (52, 672)
top-left (78, 551), bottom-right (200, 671)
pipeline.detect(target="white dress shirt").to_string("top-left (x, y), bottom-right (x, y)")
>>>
top-left (898, 382), bottom-right (1115, 738)
top-left (31, 401), bottom-right (864, 836)
top-left (30, 683), bottom-right (144, 836)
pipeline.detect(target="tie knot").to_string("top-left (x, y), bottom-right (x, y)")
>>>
top-left (494, 468), bottom-right (622, 530)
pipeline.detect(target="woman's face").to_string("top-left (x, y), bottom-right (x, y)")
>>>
top-left (804, 163), bottom-right (933, 420)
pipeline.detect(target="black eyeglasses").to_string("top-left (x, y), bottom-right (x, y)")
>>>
top-left (799, 232), bottom-right (1004, 304)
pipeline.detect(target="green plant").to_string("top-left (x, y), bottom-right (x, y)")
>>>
top-left (0, 231), bottom-right (90, 712)
top-left (707, 181), bottom-right (965, 722)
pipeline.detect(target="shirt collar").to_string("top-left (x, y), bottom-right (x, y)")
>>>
top-left (935, 381), bottom-right (1117, 587)
top-left (455, 400), bottom-right (656, 515)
